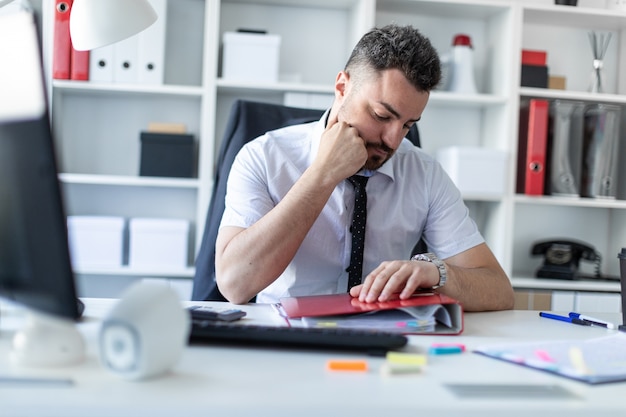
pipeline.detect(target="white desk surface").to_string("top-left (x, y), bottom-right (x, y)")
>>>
top-left (1, 298), bottom-right (625, 417)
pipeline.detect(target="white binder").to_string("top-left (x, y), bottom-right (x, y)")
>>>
top-left (137, 0), bottom-right (167, 85)
top-left (113, 34), bottom-right (139, 84)
top-left (89, 44), bottom-right (114, 83)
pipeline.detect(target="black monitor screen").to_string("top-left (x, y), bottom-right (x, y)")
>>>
top-left (0, 10), bottom-right (80, 321)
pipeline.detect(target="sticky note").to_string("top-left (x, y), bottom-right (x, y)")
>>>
top-left (326, 360), bottom-right (368, 372)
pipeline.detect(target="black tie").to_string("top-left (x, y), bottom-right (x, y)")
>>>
top-left (346, 175), bottom-right (369, 291)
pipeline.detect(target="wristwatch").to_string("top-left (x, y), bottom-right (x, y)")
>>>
top-left (411, 252), bottom-right (447, 289)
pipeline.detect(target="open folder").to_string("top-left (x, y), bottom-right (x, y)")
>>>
top-left (277, 292), bottom-right (463, 335)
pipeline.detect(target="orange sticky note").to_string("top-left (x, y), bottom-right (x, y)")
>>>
top-left (326, 360), bottom-right (368, 372)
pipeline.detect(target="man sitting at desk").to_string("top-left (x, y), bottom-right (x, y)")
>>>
top-left (214, 24), bottom-right (514, 312)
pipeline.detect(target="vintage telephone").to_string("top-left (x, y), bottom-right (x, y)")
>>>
top-left (531, 239), bottom-right (602, 280)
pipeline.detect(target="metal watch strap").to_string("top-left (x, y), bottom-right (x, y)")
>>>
top-left (411, 252), bottom-right (447, 289)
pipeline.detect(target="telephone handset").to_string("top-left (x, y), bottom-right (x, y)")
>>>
top-left (531, 239), bottom-right (602, 280)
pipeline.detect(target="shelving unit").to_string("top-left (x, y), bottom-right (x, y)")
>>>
top-left (38, 0), bottom-right (625, 309)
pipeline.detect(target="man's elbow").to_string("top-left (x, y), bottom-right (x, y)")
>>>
top-left (216, 272), bottom-right (254, 305)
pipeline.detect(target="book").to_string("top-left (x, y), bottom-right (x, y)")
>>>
top-left (277, 292), bottom-right (463, 335)
top-left (474, 332), bottom-right (626, 385)
top-left (517, 99), bottom-right (549, 195)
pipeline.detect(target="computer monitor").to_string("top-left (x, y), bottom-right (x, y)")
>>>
top-left (0, 9), bottom-right (84, 366)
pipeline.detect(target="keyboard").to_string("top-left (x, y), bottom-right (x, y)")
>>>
top-left (189, 319), bottom-right (408, 354)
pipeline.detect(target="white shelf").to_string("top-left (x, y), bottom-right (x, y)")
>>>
top-left (73, 266), bottom-right (195, 279)
top-left (522, 3), bottom-right (626, 30)
top-left (52, 80), bottom-right (204, 98)
top-left (514, 194), bottom-right (626, 210)
top-left (216, 79), bottom-right (333, 94)
top-left (511, 277), bottom-right (621, 294)
top-left (519, 87), bottom-right (626, 105)
top-left (59, 173), bottom-right (200, 189)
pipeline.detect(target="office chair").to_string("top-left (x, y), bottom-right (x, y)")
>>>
top-left (191, 99), bottom-right (425, 302)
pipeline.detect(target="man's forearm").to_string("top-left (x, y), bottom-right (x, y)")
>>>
top-left (215, 167), bottom-right (338, 304)
top-left (440, 263), bottom-right (514, 312)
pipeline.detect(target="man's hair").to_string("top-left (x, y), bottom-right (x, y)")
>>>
top-left (345, 24), bottom-right (441, 92)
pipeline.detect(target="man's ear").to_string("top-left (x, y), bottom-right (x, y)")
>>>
top-left (334, 70), bottom-right (350, 99)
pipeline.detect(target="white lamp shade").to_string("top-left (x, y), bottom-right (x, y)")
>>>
top-left (69, 0), bottom-right (158, 51)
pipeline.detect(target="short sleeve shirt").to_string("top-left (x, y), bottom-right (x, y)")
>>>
top-left (220, 112), bottom-right (484, 304)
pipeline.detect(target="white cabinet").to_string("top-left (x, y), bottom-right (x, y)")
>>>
top-left (39, 0), bottom-right (625, 304)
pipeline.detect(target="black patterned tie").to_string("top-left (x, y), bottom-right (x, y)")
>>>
top-left (346, 175), bottom-right (369, 291)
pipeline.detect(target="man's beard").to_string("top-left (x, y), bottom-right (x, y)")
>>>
top-left (363, 142), bottom-right (395, 170)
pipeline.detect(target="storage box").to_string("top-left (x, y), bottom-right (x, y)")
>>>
top-left (139, 132), bottom-right (196, 178)
top-left (129, 218), bottom-right (190, 269)
top-left (222, 31), bottom-right (281, 82)
top-left (521, 64), bottom-right (548, 88)
top-left (67, 216), bottom-right (125, 269)
top-left (436, 147), bottom-right (508, 196)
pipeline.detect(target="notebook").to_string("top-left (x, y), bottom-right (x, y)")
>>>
top-left (277, 292), bottom-right (463, 335)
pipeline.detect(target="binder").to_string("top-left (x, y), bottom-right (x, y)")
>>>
top-left (52, 0), bottom-right (72, 79)
top-left (113, 35), bottom-right (139, 84)
top-left (546, 100), bottom-right (584, 196)
top-left (137, 0), bottom-right (167, 85)
top-left (517, 99), bottom-right (549, 195)
top-left (581, 104), bottom-right (621, 198)
top-left (89, 44), bottom-right (114, 83)
top-left (278, 292), bottom-right (463, 335)
top-left (70, 48), bottom-right (90, 81)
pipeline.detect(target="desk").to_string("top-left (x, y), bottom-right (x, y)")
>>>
top-left (1, 299), bottom-right (625, 417)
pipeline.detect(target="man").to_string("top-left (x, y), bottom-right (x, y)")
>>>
top-left (215, 24), bottom-right (514, 311)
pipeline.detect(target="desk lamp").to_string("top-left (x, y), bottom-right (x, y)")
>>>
top-left (69, 0), bottom-right (157, 51)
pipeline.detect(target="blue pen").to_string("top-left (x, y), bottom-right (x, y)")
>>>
top-left (539, 312), bottom-right (591, 326)
top-left (568, 312), bottom-right (616, 329)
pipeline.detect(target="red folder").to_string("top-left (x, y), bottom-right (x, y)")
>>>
top-left (52, 0), bottom-right (73, 80)
top-left (71, 48), bottom-right (90, 81)
top-left (279, 292), bottom-right (463, 335)
top-left (517, 99), bottom-right (549, 196)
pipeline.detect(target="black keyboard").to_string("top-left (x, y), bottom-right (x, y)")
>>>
top-left (189, 319), bottom-right (408, 354)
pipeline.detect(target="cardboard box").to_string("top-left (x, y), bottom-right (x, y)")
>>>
top-left (549, 75), bottom-right (566, 90)
top-left (67, 216), bottom-right (125, 269)
top-left (436, 146), bottom-right (508, 196)
top-left (129, 218), bottom-right (190, 269)
top-left (222, 31), bottom-right (281, 82)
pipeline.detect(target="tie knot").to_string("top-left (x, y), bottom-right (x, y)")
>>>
top-left (348, 175), bottom-right (368, 190)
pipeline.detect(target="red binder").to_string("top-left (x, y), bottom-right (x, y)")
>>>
top-left (70, 48), bottom-right (90, 81)
top-left (52, 0), bottom-right (73, 80)
top-left (517, 99), bottom-right (549, 196)
top-left (279, 292), bottom-right (463, 335)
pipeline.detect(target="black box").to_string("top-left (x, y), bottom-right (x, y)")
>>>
top-left (521, 64), bottom-right (548, 88)
top-left (140, 132), bottom-right (196, 178)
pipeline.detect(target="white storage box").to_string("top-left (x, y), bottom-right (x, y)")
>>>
top-left (436, 146), bottom-right (508, 196)
top-left (67, 216), bottom-right (125, 269)
top-left (129, 218), bottom-right (189, 269)
top-left (222, 31), bottom-right (281, 82)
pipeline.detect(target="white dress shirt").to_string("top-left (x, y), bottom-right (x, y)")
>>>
top-left (220, 112), bottom-right (484, 304)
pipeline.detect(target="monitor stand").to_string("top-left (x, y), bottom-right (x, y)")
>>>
top-left (10, 310), bottom-right (85, 367)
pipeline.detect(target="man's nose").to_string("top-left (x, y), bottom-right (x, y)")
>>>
top-left (381, 123), bottom-right (405, 149)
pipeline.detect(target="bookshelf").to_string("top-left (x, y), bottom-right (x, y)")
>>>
top-left (38, 0), bottom-right (625, 310)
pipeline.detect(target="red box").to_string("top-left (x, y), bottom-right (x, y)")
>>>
top-left (521, 49), bottom-right (547, 66)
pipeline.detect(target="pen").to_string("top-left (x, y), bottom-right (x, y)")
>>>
top-left (539, 312), bottom-right (591, 326)
top-left (568, 312), bottom-right (615, 329)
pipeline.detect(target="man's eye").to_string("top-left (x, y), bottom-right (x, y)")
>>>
top-left (374, 113), bottom-right (389, 121)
